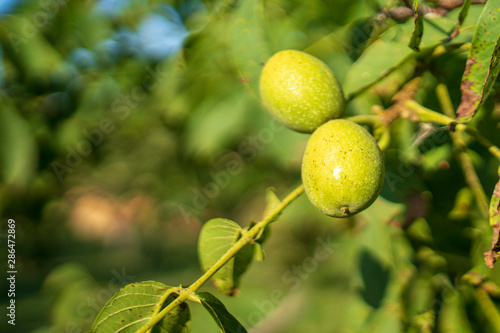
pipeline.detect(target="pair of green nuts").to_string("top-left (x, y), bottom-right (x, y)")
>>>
top-left (259, 50), bottom-right (384, 218)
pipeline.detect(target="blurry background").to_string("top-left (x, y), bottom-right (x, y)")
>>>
top-left (1, 0), bottom-right (500, 332)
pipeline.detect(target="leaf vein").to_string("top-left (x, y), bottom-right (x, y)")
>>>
top-left (94, 303), bottom-right (157, 329)
top-left (114, 317), bottom-right (150, 333)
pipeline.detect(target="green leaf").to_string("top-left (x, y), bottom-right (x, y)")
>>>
top-left (198, 218), bottom-right (254, 295)
top-left (244, 187), bottom-right (281, 261)
top-left (450, 0), bottom-right (471, 39)
top-left (344, 37), bottom-right (411, 98)
top-left (406, 218), bottom-right (433, 243)
top-left (263, 187), bottom-right (281, 221)
top-left (437, 289), bottom-right (474, 333)
top-left (254, 243), bottom-right (266, 261)
top-left (249, 188), bottom-right (280, 255)
top-left (197, 292), bottom-right (248, 333)
top-left (485, 172), bottom-right (500, 268)
top-left (456, 1), bottom-right (500, 122)
top-left (458, 0), bottom-right (472, 24)
top-left (228, 0), bottom-right (270, 95)
top-left (0, 16), bottom-right (66, 82)
top-left (344, 15), bottom-right (457, 98)
top-left (361, 303), bottom-right (403, 333)
top-left (448, 187), bottom-right (473, 220)
top-left (42, 263), bottom-right (101, 331)
top-left (358, 197), bottom-right (406, 268)
top-left (186, 94), bottom-right (249, 159)
top-left (408, 0), bottom-right (423, 51)
top-left (0, 106), bottom-right (37, 189)
top-left (490, 176), bottom-right (500, 227)
top-left (91, 281), bottom-right (190, 333)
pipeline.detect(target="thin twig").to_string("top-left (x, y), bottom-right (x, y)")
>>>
top-left (135, 184), bottom-right (305, 333)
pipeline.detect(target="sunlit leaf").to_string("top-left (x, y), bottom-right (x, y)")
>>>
top-left (197, 292), bottom-right (248, 333)
top-left (254, 243), bottom-right (266, 261)
top-left (198, 218), bottom-right (254, 295)
top-left (263, 187), bottom-right (281, 221)
top-left (91, 281), bottom-right (190, 333)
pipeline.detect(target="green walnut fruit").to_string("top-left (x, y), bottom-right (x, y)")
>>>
top-left (301, 119), bottom-right (384, 217)
top-left (259, 50), bottom-right (345, 133)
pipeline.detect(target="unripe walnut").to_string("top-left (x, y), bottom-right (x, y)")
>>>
top-left (301, 119), bottom-right (384, 217)
top-left (259, 50), bottom-right (345, 133)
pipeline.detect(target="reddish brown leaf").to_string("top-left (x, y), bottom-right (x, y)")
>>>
top-left (490, 177), bottom-right (500, 226)
top-left (484, 223), bottom-right (500, 268)
top-left (456, 1), bottom-right (500, 122)
top-left (484, 177), bottom-right (500, 268)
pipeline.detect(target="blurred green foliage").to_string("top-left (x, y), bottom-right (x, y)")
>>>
top-left (0, 0), bottom-right (500, 332)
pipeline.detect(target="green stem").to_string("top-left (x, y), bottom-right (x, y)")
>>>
top-left (434, 83), bottom-right (500, 161)
top-left (345, 57), bottom-right (414, 102)
top-left (404, 100), bottom-right (456, 126)
top-left (456, 125), bottom-right (500, 161)
top-left (145, 289), bottom-right (176, 333)
top-left (435, 83), bottom-right (456, 118)
top-left (432, 84), bottom-right (490, 217)
top-left (347, 115), bottom-right (390, 151)
top-left (405, 99), bottom-right (500, 162)
top-left (475, 287), bottom-right (500, 332)
top-left (347, 115), bottom-right (384, 128)
top-left (136, 184), bottom-right (305, 333)
top-left (452, 133), bottom-right (489, 218)
top-left (191, 184), bottom-right (304, 291)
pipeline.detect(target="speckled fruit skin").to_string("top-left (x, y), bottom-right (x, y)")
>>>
top-left (259, 50), bottom-right (345, 133)
top-left (301, 119), bottom-right (384, 217)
